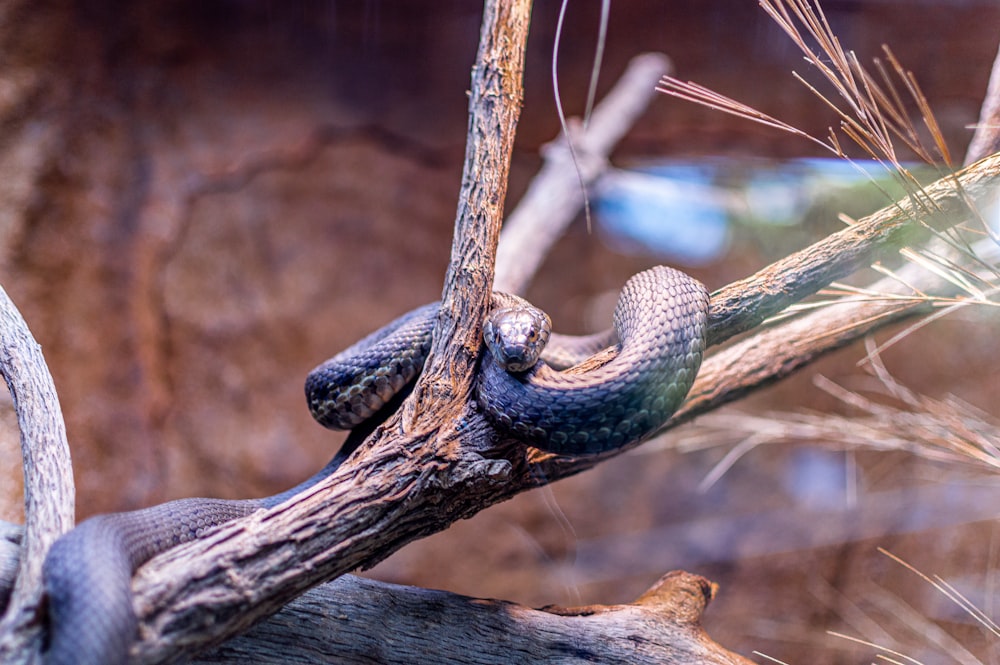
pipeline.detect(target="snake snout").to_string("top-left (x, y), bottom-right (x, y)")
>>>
top-left (483, 305), bottom-right (552, 373)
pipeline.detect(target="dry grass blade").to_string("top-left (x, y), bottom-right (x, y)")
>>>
top-left (654, 78), bottom-right (834, 153)
top-left (878, 549), bottom-right (1000, 638)
top-left (688, 340), bottom-right (1000, 475)
top-left (751, 652), bottom-right (794, 665)
top-left (661, 0), bottom-right (956, 187)
top-left (661, 0), bottom-right (1000, 273)
top-left (659, 0), bottom-right (1000, 302)
top-left (882, 46), bottom-right (954, 167)
top-left (861, 584), bottom-right (984, 665)
top-left (825, 631), bottom-right (928, 665)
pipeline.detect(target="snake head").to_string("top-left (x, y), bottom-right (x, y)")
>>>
top-left (483, 305), bottom-right (551, 373)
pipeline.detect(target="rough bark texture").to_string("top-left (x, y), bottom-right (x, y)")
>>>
top-left (190, 571), bottom-right (747, 665)
top-left (0, 286), bottom-right (73, 661)
top-left (127, 156), bottom-right (998, 663)
top-left (1, 1), bottom-right (999, 664)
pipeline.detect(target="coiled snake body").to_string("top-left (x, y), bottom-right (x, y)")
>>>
top-left (41, 266), bottom-right (708, 665)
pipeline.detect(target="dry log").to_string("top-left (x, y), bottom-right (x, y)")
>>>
top-left (0, 521), bottom-right (750, 665)
top-left (193, 571), bottom-right (750, 665)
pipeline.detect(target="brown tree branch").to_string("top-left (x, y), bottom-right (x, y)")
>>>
top-left (1, 4), bottom-right (995, 664)
top-left (396, 0), bottom-right (531, 443)
top-left (191, 571), bottom-right (750, 665)
top-left (125, 148), bottom-right (999, 664)
top-left (536, 152), bottom-right (1000, 481)
top-left (703, 153), bottom-right (1000, 346)
top-left (0, 515), bottom-right (751, 665)
top-left (0, 285), bottom-right (74, 664)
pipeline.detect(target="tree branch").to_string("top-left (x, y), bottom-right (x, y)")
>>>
top-left (191, 571), bottom-right (751, 665)
top-left (703, 153), bottom-right (1000, 346)
top-left (0, 286), bottom-right (74, 664)
top-left (131, 2), bottom-right (537, 661)
top-left (124, 145), bottom-right (999, 664)
top-left (534, 152), bottom-right (1000, 482)
top-left (406, 0), bottom-right (532, 426)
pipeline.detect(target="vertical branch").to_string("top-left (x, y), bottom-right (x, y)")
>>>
top-left (130, 3), bottom-right (537, 660)
top-left (0, 286), bottom-right (75, 661)
top-left (405, 0), bottom-right (533, 425)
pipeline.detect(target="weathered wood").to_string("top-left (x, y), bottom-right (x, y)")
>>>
top-left (0, 519), bottom-right (750, 665)
top-left (192, 572), bottom-right (751, 665)
top-left (127, 153), bottom-right (1000, 663)
top-left (0, 519), bottom-right (748, 665)
top-left (400, 0), bottom-right (531, 439)
top-left (704, 152), bottom-right (1000, 346)
top-left (0, 285), bottom-right (74, 665)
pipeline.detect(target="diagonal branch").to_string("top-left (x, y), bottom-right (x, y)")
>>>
top-left (536, 152), bottom-right (1000, 480)
top-left (132, 1), bottom-right (535, 661)
top-left (127, 148), bottom-right (1000, 663)
top-left (703, 152), bottom-right (1000, 346)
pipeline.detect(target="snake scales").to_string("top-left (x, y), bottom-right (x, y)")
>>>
top-left (41, 265), bottom-right (708, 664)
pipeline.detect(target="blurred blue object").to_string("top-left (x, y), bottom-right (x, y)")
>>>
top-left (595, 165), bottom-right (730, 265)
top-left (594, 157), bottom-right (900, 265)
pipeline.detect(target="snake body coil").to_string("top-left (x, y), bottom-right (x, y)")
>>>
top-left (479, 266), bottom-right (707, 453)
top-left (42, 265), bottom-right (708, 665)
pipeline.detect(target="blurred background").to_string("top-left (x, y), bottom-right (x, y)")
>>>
top-left (1, 1), bottom-right (998, 662)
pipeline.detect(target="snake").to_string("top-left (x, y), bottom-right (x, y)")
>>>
top-left (40, 265), bottom-right (708, 665)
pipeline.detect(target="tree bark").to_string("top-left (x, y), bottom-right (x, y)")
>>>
top-left (0, 285), bottom-right (74, 663)
top-left (190, 571), bottom-right (747, 665)
top-left (0, 0), bottom-right (998, 663)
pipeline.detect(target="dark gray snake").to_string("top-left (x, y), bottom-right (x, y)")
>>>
top-left (41, 265), bottom-right (708, 664)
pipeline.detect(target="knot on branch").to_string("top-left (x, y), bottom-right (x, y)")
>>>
top-left (634, 570), bottom-right (717, 624)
